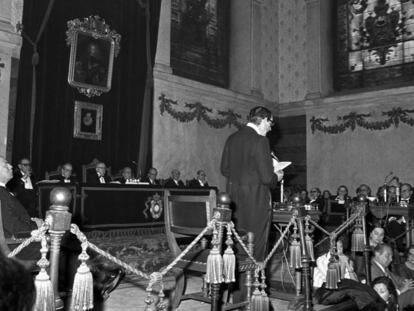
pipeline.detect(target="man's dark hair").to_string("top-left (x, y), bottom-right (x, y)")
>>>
top-left (248, 106), bottom-right (272, 125)
top-left (373, 243), bottom-right (391, 256)
top-left (0, 252), bottom-right (35, 311)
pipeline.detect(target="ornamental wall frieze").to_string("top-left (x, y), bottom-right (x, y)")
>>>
top-left (310, 107), bottom-right (414, 134)
top-left (158, 94), bottom-right (245, 129)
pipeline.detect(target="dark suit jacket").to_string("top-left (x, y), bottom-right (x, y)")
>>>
top-left (221, 125), bottom-right (277, 260)
top-left (86, 171), bottom-right (112, 184)
top-left (0, 186), bottom-right (36, 238)
top-left (141, 177), bottom-right (160, 186)
top-left (164, 178), bottom-right (185, 188)
top-left (6, 171), bottom-right (37, 217)
top-left (188, 179), bottom-right (209, 188)
top-left (55, 175), bottom-right (78, 184)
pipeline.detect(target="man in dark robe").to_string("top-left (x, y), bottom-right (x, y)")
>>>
top-left (221, 106), bottom-right (283, 261)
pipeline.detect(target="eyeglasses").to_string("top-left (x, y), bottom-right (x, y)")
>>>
top-left (97, 166), bottom-right (106, 169)
top-left (20, 163), bottom-right (31, 166)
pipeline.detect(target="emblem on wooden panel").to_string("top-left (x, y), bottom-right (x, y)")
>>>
top-left (144, 193), bottom-right (163, 219)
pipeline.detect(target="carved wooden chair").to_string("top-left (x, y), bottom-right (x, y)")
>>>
top-left (164, 190), bottom-right (255, 310)
top-left (45, 166), bottom-right (62, 180)
top-left (82, 158), bottom-right (111, 183)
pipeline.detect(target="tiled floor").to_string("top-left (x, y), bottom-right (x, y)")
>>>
top-left (104, 276), bottom-right (291, 311)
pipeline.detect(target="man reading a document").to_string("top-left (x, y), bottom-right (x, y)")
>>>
top-left (221, 106), bottom-right (283, 261)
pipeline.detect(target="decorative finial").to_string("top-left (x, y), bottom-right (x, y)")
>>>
top-left (217, 192), bottom-right (231, 205)
top-left (49, 187), bottom-right (72, 207)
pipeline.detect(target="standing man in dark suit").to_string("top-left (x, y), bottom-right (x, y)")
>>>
top-left (189, 170), bottom-right (210, 188)
top-left (164, 169), bottom-right (185, 188)
top-left (221, 106), bottom-right (283, 261)
top-left (6, 158), bottom-right (37, 217)
top-left (86, 162), bottom-right (112, 184)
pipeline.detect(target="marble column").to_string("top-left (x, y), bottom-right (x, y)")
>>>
top-left (154, 0), bottom-right (172, 74)
top-left (250, 0), bottom-right (263, 98)
top-left (305, 0), bottom-right (321, 99)
top-left (0, 0), bottom-right (23, 159)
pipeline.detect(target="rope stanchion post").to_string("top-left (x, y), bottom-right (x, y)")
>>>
top-left (45, 187), bottom-right (73, 310)
top-left (208, 192), bottom-right (233, 311)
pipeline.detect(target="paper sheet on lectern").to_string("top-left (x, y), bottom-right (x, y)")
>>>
top-left (272, 159), bottom-right (291, 172)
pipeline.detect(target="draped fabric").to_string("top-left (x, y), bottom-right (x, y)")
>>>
top-left (12, 0), bottom-right (161, 178)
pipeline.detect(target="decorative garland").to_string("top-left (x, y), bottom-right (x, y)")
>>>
top-left (310, 107), bottom-right (414, 134)
top-left (159, 94), bottom-right (244, 129)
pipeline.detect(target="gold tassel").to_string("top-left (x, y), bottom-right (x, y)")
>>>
top-left (206, 223), bottom-right (223, 284)
top-left (70, 242), bottom-right (94, 310)
top-left (351, 227), bottom-right (365, 252)
top-left (223, 224), bottom-right (236, 283)
top-left (260, 270), bottom-right (269, 311)
top-left (289, 239), bottom-right (301, 269)
top-left (305, 235), bottom-right (314, 262)
top-left (251, 269), bottom-right (265, 311)
top-left (325, 256), bottom-right (340, 289)
top-left (33, 236), bottom-right (55, 311)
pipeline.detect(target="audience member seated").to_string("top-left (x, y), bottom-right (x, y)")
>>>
top-left (400, 183), bottom-right (413, 207)
top-left (371, 276), bottom-right (398, 311)
top-left (0, 157), bottom-right (124, 300)
top-left (299, 189), bottom-right (310, 204)
top-left (188, 170), bottom-right (209, 188)
top-left (141, 167), bottom-right (160, 186)
top-left (55, 163), bottom-right (78, 184)
top-left (377, 185), bottom-right (397, 205)
top-left (353, 184), bottom-right (372, 201)
top-left (164, 169), bottom-right (185, 188)
top-left (6, 157), bottom-right (37, 217)
top-left (396, 245), bottom-right (414, 280)
top-left (371, 243), bottom-right (414, 310)
top-left (114, 166), bottom-right (134, 184)
top-left (321, 189), bottom-right (332, 214)
top-left (309, 187), bottom-right (323, 211)
top-left (369, 225), bottom-right (385, 248)
top-left (334, 185), bottom-right (351, 204)
top-left (86, 162), bottom-right (112, 184)
top-left (0, 250), bottom-right (35, 311)
top-left (313, 239), bottom-right (358, 288)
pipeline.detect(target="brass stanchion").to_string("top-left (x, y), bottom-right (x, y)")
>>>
top-left (46, 187), bottom-right (73, 310)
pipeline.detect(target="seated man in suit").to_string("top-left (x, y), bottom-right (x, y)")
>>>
top-left (141, 168), bottom-right (160, 186)
top-left (114, 167), bottom-right (133, 184)
top-left (188, 170), bottom-right (209, 188)
top-left (6, 158), bottom-right (37, 217)
top-left (164, 169), bottom-right (185, 188)
top-left (353, 184), bottom-right (372, 202)
top-left (56, 163), bottom-right (78, 184)
top-left (0, 156), bottom-right (123, 300)
top-left (371, 243), bottom-right (414, 309)
top-left (87, 162), bottom-right (112, 184)
top-left (309, 187), bottom-right (323, 211)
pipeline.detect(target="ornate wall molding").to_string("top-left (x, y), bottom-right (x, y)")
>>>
top-left (159, 94), bottom-right (245, 129)
top-left (310, 107), bottom-right (414, 134)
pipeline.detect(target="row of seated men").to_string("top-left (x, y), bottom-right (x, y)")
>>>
top-left (0, 156), bottom-right (124, 304)
top-left (312, 223), bottom-right (414, 311)
top-left (283, 183), bottom-right (414, 213)
top-left (5, 157), bottom-right (212, 217)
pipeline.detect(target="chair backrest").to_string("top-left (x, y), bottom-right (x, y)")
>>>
top-left (82, 158), bottom-right (111, 182)
top-left (45, 166), bottom-right (62, 180)
top-left (164, 189), bottom-right (216, 236)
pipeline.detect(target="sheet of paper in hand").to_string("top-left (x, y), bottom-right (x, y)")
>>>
top-left (272, 159), bottom-right (292, 172)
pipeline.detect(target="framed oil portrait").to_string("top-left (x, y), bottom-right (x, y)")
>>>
top-left (73, 101), bottom-right (103, 140)
top-left (66, 15), bottom-right (121, 97)
top-left (171, 0), bottom-right (229, 87)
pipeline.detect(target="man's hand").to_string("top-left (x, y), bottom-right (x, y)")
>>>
top-left (31, 217), bottom-right (44, 229)
top-left (275, 170), bottom-right (284, 181)
top-left (400, 279), bottom-right (414, 294)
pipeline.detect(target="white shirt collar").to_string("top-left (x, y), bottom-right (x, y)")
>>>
top-left (247, 123), bottom-right (265, 136)
top-left (373, 259), bottom-right (387, 273)
top-left (0, 182), bottom-right (5, 187)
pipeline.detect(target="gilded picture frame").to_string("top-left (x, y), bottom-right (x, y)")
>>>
top-left (73, 101), bottom-right (103, 140)
top-left (66, 15), bottom-right (121, 97)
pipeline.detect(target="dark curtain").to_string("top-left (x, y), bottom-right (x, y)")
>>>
top-left (13, 0), bottom-right (161, 179)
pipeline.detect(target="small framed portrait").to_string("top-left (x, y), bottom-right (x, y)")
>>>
top-left (66, 15), bottom-right (121, 97)
top-left (73, 101), bottom-right (103, 140)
